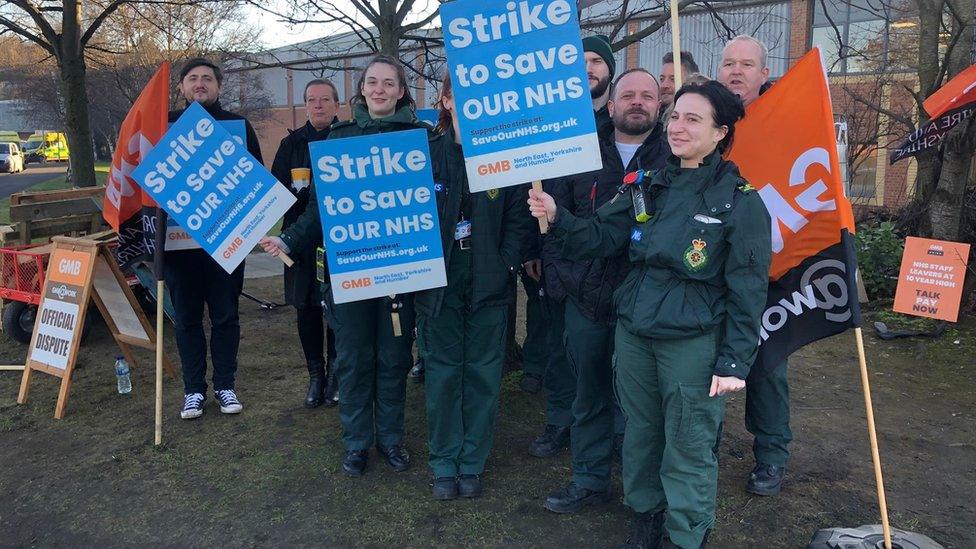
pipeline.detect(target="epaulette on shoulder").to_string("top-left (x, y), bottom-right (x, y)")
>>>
top-left (737, 182), bottom-right (756, 194)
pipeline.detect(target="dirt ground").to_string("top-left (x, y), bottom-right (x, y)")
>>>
top-left (1, 275), bottom-right (973, 548)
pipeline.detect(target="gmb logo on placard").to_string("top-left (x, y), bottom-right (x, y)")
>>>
top-left (341, 278), bottom-right (372, 289)
top-left (52, 284), bottom-right (77, 299)
top-left (58, 258), bottom-right (82, 276)
top-left (477, 161), bottom-right (511, 175)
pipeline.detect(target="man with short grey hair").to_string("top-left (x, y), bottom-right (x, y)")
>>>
top-left (717, 35), bottom-right (792, 498)
top-left (718, 35), bottom-right (770, 107)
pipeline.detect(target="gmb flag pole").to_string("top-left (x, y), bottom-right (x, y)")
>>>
top-left (728, 49), bottom-right (891, 549)
top-left (670, 0), bottom-right (683, 89)
top-left (102, 62), bottom-right (171, 446)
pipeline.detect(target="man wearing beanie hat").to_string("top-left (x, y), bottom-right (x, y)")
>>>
top-left (582, 34), bottom-right (616, 130)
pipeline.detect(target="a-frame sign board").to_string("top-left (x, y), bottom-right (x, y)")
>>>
top-left (17, 236), bottom-right (176, 419)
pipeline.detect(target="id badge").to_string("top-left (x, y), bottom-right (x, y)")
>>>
top-left (455, 220), bottom-right (472, 240)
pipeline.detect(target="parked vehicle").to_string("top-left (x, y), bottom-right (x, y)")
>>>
top-left (23, 132), bottom-right (69, 163)
top-left (0, 131), bottom-right (21, 144)
top-left (0, 142), bottom-right (26, 173)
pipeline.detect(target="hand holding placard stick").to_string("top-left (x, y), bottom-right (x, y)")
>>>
top-left (532, 181), bottom-right (548, 233)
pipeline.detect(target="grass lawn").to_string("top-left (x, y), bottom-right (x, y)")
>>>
top-left (0, 162), bottom-right (110, 226)
top-left (1, 280), bottom-right (973, 547)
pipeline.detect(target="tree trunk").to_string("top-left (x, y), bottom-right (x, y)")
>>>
top-left (59, 0), bottom-right (97, 187)
top-left (59, 55), bottom-right (97, 187)
top-left (923, 0), bottom-right (974, 240)
top-left (928, 123), bottom-right (975, 240)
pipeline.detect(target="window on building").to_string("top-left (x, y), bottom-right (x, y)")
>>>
top-left (812, 0), bottom-right (918, 74)
top-left (849, 146), bottom-right (878, 200)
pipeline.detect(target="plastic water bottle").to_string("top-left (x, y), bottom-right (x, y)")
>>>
top-left (115, 356), bottom-right (132, 395)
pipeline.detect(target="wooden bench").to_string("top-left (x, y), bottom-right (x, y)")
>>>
top-left (1, 186), bottom-right (107, 245)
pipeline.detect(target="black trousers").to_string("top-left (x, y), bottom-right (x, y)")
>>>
top-left (296, 305), bottom-right (337, 365)
top-left (164, 250), bottom-right (244, 394)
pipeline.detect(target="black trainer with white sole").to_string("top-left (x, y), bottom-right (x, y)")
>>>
top-left (181, 393), bottom-right (205, 419)
top-left (215, 389), bottom-right (243, 414)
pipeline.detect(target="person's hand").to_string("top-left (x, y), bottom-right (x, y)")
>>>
top-left (259, 236), bottom-right (285, 257)
top-left (523, 259), bottom-right (542, 281)
top-left (527, 188), bottom-right (556, 223)
top-left (710, 375), bottom-right (745, 397)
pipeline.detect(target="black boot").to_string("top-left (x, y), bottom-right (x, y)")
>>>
top-left (746, 463), bottom-right (785, 496)
top-left (322, 364), bottom-right (339, 407)
top-left (619, 509), bottom-right (665, 549)
top-left (661, 530), bottom-right (710, 548)
top-left (528, 424), bottom-right (571, 458)
top-left (304, 361), bottom-right (326, 408)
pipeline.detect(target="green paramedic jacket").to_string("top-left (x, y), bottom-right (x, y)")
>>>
top-left (550, 152), bottom-right (772, 379)
top-left (413, 133), bottom-right (534, 318)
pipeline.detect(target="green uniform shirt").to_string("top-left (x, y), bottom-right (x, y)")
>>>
top-left (551, 152), bottom-right (772, 379)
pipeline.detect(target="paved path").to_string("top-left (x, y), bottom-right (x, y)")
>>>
top-left (0, 165), bottom-right (68, 199)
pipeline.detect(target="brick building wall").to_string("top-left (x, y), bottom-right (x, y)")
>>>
top-left (247, 0), bottom-right (918, 213)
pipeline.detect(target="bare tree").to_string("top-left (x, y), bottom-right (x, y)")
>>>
top-left (0, 0), bottom-right (260, 187)
top-left (247, 0), bottom-right (443, 57)
top-left (1, 0), bottom-right (272, 173)
top-left (818, 0), bottom-right (975, 240)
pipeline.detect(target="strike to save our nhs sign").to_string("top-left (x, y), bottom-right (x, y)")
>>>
top-left (440, 0), bottom-right (601, 192)
top-left (310, 129), bottom-right (446, 304)
top-left (132, 102), bottom-right (296, 273)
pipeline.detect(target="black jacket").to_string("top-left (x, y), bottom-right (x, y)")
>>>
top-left (270, 119), bottom-right (335, 307)
top-left (542, 120), bottom-right (670, 325)
top-left (415, 131), bottom-right (534, 317)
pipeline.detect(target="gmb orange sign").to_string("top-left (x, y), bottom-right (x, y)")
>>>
top-left (47, 248), bottom-right (93, 287)
top-left (893, 237), bottom-right (971, 322)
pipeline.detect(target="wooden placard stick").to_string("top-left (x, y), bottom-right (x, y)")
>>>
top-left (390, 295), bottom-right (402, 337)
top-left (277, 252), bottom-right (295, 267)
top-left (854, 327), bottom-right (893, 549)
top-left (155, 278), bottom-right (164, 446)
top-left (532, 181), bottom-right (548, 234)
top-left (670, 0), bottom-right (683, 90)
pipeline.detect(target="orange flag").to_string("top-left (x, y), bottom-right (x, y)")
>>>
top-left (103, 62), bottom-right (170, 269)
top-left (727, 48), bottom-right (860, 376)
top-left (923, 63), bottom-right (976, 118)
top-left (891, 63), bottom-right (976, 164)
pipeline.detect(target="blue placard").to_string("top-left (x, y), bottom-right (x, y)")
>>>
top-left (162, 119), bottom-right (245, 251)
top-left (169, 119), bottom-right (244, 144)
top-left (310, 129), bottom-right (446, 303)
top-left (440, 0), bottom-right (601, 191)
top-left (416, 108), bottom-right (439, 127)
top-left (132, 102), bottom-right (296, 272)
